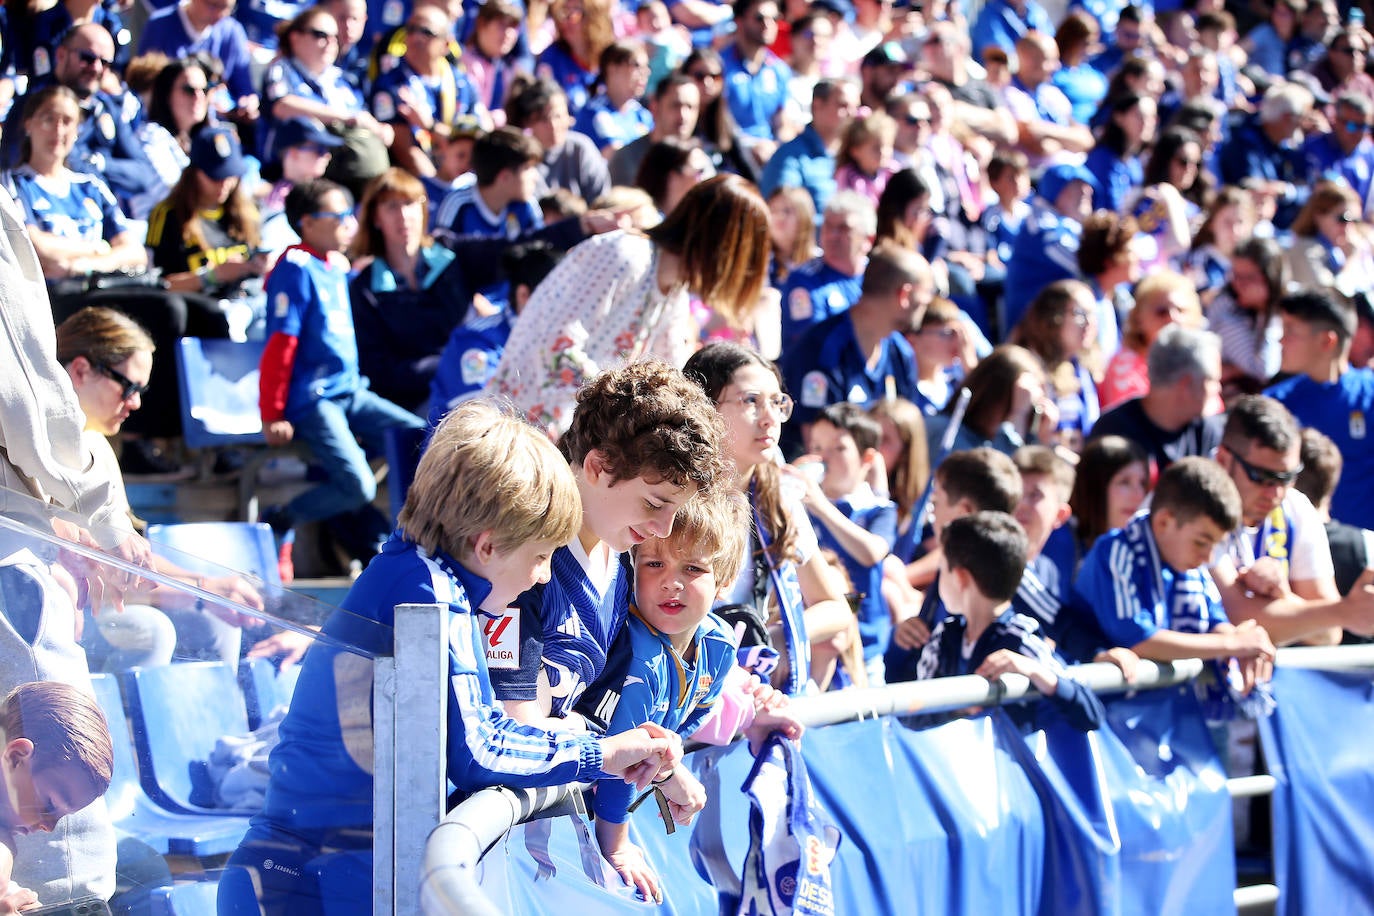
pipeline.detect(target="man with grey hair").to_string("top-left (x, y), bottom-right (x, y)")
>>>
top-left (759, 76), bottom-right (860, 212)
top-left (1219, 82), bottom-right (1316, 229)
top-left (1089, 324), bottom-right (1226, 474)
top-left (779, 190), bottom-right (876, 350)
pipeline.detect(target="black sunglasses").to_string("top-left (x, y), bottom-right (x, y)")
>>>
top-left (405, 23), bottom-right (442, 39)
top-left (1229, 449), bottom-right (1302, 487)
top-left (92, 361), bottom-right (148, 400)
top-left (302, 27), bottom-right (338, 41)
top-left (76, 48), bottom-right (115, 69)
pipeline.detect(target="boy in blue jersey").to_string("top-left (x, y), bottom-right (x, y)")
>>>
top-left (258, 179), bottom-right (426, 560)
top-left (428, 240), bottom-right (563, 426)
top-left (591, 489), bottom-right (805, 903)
top-left (221, 401), bottom-right (684, 914)
top-left (491, 361), bottom-right (727, 731)
top-left (1073, 457), bottom-right (1276, 693)
top-left (433, 125), bottom-right (543, 246)
top-left (800, 403), bottom-right (898, 684)
top-left (914, 511), bottom-right (1104, 732)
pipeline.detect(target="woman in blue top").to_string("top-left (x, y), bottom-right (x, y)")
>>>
top-left (1011, 279), bottom-right (1101, 454)
top-left (573, 40), bottom-right (654, 157)
top-left (1051, 11), bottom-right (1107, 125)
top-left (536, 0), bottom-right (612, 115)
top-left (260, 6), bottom-right (394, 164)
top-left (682, 342), bottom-right (853, 695)
top-left (1084, 92), bottom-right (1156, 214)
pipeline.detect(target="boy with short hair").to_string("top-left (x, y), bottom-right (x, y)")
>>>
top-left (981, 148), bottom-right (1030, 267)
top-left (0, 680), bottom-right (114, 911)
top-left (433, 126), bottom-right (544, 245)
top-left (802, 402), bottom-right (899, 681)
top-left (915, 512), bottom-right (1104, 732)
top-left (494, 361), bottom-right (728, 731)
top-left (258, 179), bottom-right (426, 565)
top-left (223, 401), bottom-right (683, 913)
top-left (588, 489), bottom-right (804, 902)
top-left (885, 447), bottom-right (1022, 681)
top-left (1073, 457), bottom-right (1276, 688)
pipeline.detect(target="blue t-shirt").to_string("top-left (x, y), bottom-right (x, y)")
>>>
top-left (536, 40), bottom-right (596, 114)
top-left (970, 0), bottom-right (1052, 62)
top-left (260, 57), bottom-right (364, 161)
top-left (235, 0), bottom-right (313, 48)
top-left (1002, 199), bottom-right (1083, 332)
top-left (265, 246), bottom-right (362, 414)
top-left (572, 93), bottom-right (653, 152)
top-left (1073, 513), bottom-right (1229, 648)
top-left (1051, 62), bottom-right (1108, 125)
top-left (758, 125), bottom-right (836, 215)
top-left (371, 58), bottom-right (478, 140)
top-left (138, 4), bottom-right (255, 101)
top-left (720, 43), bottom-right (791, 141)
top-left (779, 311), bottom-right (925, 456)
top-left (1084, 146), bottom-right (1142, 214)
top-left (811, 487), bottom-right (896, 660)
top-left (587, 611), bottom-right (733, 823)
top-left (1267, 369), bottom-right (1374, 531)
top-left (433, 173), bottom-right (543, 243)
top-left (779, 257), bottom-right (863, 351)
top-left (2, 165), bottom-right (126, 245)
top-left (1304, 132), bottom-right (1374, 209)
top-left (428, 310), bottom-right (513, 427)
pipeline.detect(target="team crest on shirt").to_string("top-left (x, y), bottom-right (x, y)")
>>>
top-left (788, 287), bottom-right (811, 322)
top-left (800, 371), bottom-right (828, 408)
top-left (33, 49), bottom-right (50, 76)
top-left (459, 348), bottom-right (488, 385)
top-left (383, 0), bottom-right (404, 24)
top-left (1352, 410), bottom-right (1367, 440)
top-left (691, 673), bottom-right (714, 707)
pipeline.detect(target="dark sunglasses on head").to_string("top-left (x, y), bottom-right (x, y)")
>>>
top-left (1230, 449), bottom-right (1303, 487)
top-left (92, 361), bottom-right (148, 400)
top-left (76, 48), bottom-right (115, 69)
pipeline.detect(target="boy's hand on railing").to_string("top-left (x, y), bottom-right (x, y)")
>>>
top-left (1093, 647), bottom-right (1141, 683)
top-left (892, 615), bottom-right (931, 651)
top-left (655, 767), bottom-right (707, 826)
top-left (601, 722), bottom-right (682, 791)
top-left (977, 649), bottom-right (1058, 697)
top-left (1223, 620), bottom-right (1277, 662)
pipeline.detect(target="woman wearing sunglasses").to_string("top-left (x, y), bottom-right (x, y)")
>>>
top-left (1285, 180), bottom-right (1374, 313)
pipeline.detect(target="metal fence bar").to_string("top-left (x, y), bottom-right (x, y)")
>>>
top-left (372, 657), bottom-right (396, 916)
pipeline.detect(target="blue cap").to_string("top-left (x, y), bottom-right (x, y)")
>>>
top-left (1036, 162), bottom-right (1098, 205)
top-left (274, 117), bottom-right (344, 152)
top-left (189, 125), bottom-right (247, 181)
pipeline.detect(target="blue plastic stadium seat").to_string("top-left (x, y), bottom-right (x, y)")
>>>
top-left (176, 337), bottom-right (267, 451)
top-left (146, 522), bottom-right (281, 590)
top-left (148, 879), bottom-right (221, 916)
top-left (119, 662), bottom-right (254, 816)
top-left (90, 674), bottom-right (249, 856)
top-left (239, 657), bottom-right (301, 731)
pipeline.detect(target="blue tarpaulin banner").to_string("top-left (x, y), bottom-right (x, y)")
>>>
top-left (474, 690), bottom-right (1240, 916)
top-left (1259, 667), bottom-right (1374, 916)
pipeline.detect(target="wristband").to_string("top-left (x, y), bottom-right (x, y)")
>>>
top-left (652, 767), bottom-right (674, 786)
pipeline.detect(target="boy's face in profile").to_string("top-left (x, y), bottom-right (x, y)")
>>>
top-left (929, 479), bottom-right (971, 537)
top-left (434, 135), bottom-right (474, 180)
top-left (299, 189), bottom-right (357, 255)
top-left (1151, 509), bottom-right (1226, 572)
top-left (473, 536), bottom-right (562, 610)
top-left (633, 537), bottom-right (719, 652)
top-left (581, 451), bottom-right (697, 552)
top-left (806, 420), bottom-right (868, 500)
top-left (1015, 472), bottom-right (1067, 553)
top-left (0, 742), bottom-right (100, 838)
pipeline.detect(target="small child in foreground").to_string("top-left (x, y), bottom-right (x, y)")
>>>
top-left (589, 489), bottom-right (805, 903)
top-left (916, 512), bottom-right (1105, 732)
top-left (0, 681), bottom-right (114, 912)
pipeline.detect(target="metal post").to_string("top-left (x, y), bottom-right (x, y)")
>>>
top-left (372, 657), bottom-right (396, 916)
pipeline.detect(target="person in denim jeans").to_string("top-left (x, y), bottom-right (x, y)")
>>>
top-left (258, 179), bottom-right (425, 565)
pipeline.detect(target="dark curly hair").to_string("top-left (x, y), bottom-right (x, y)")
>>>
top-left (560, 360), bottom-right (727, 494)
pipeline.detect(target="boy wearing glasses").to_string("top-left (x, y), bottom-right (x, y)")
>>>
top-left (258, 179), bottom-right (425, 566)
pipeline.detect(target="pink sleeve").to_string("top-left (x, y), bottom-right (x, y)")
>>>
top-left (689, 665), bottom-right (757, 746)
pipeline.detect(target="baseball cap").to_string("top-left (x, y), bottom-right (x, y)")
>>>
top-left (275, 117), bottom-right (345, 152)
top-left (1036, 161), bottom-right (1099, 203)
top-left (189, 125), bottom-right (247, 180)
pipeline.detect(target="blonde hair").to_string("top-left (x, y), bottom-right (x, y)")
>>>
top-left (836, 111), bottom-right (897, 173)
top-left (400, 401), bottom-right (581, 559)
top-left (1125, 269), bottom-right (1201, 351)
top-left (652, 488), bottom-right (750, 588)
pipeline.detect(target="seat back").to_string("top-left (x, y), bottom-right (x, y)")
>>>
top-left (149, 880), bottom-right (221, 916)
top-left (176, 337), bottom-right (267, 450)
top-left (146, 522), bottom-right (281, 591)
top-left (90, 673), bottom-right (141, 823)
top-left (239, 657), bottom-right (301, 730)
top-left (120, 662), bottom-right (250, 814)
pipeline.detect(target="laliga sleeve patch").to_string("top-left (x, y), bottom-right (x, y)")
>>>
top-left (459, 348), bottom-right (489, 386)
top-left (480, 607), bottom-right (521, 670)
top-left (799, 371), bottom-right (828, 408)
top-left (274, 292), bottom-right (291, 318)
top-left (33, 49), bottom-right (50, 76)
top-left (374, 91), bottom-right (397, 123)
top-left (788, 287), bottom-right (812, 322)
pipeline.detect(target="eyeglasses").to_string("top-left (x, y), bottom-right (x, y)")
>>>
top-left (720, 391), bottom-right (794, 420)
top-left (405, 23), bottom-right (442, 39)
top-left (1068, 307), bottom-right (1091, 327)
top-left (1229, 449), bottom-right (1303, 487)
top-left (302, 27), bottom-right (338, 42)
top-left (75, 48), bottom-right (115, 69)
top-left (179, 84), bottom-right (209, 97)
top-left (753, 12), bottom-right (778, 22)
top-left (92, 361), bottom-right (148, 400)
top-left (903, 113), bottom-right (930, 126)
top-left (309, 209), bottom-right (356, 221)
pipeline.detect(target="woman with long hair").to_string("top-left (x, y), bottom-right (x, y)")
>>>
top-left (1085, 92), bottom-right (1157, 213)
top-left (682, 341), bottom-right (854, 693)
top-left (634, 135), bottom-right (715, 215)
top-left (573, 40), bottom-right (653, 156)
top-left (1285, 179), bottom-right (1374, 309)
top-left (681, 47), bottom-right (761, 183)
top-left (1098, 269), bottom-right (1203, 411)
top-left (1209, 235), bottom-right (1287, 392)
top-left (485, 174), bottom-right (771, 436)
top-left (1184, 185), bottom-right (1256, 305)
top-left (867, 397), bottom-right (930, 562)
top-left (347, 168), bottom-right (484, 412)
top-left (1133, 126), bottom-right (1210, 267)
top-left (537, 0), bottom-right (614, 114)
top-left (1012, 280), bottom-right (1101, 452)
top-left (767, 185), bottom-right (818, 286)
top-left (1070, 434), bottom-right (1149, 554)
top-left (923, 344), bottom-right (1059, 458)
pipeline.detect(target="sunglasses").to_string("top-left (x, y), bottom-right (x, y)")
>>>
top-left (1229, 449), bottom-right (1303, 487)
top-left (903, 113), bottom-right (930, 126)
top-left (309, 208), bottom-right (356, 221)
top-left (687, 70), bottom-right (721, 81)
top-left (92, 361), bottom-right (148, 400)
top-left (1174, 155), bottom-right (1201, 166)
top-left (75, 48), bottom-right (115, 69)
top-left (179, 83), bottom-right (210, 96)
top-left (302, 27), bottom-right (338, 42)
top-left (405, 23), bottom-right (442, 39)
